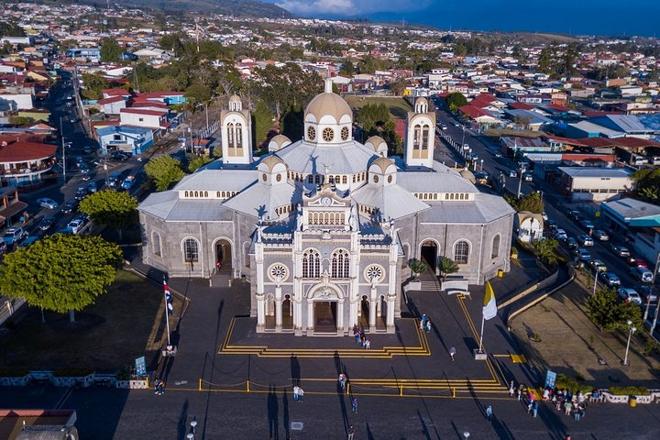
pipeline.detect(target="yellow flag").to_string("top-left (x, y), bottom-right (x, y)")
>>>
top-left (483, 281), bottom-right (497, 320)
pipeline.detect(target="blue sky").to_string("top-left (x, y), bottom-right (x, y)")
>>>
top-left (269, 0), bottom-right (660, 37)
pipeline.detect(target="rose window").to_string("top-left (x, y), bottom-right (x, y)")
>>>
top-left (364, 264), bottom-right (385, 283)
top-left (307, 126), bottom-right (316, 141)
top-left (341, 126), bottom-right (349, 141)
top-left (268, 263), bottom-right (289, 283)
top-left (322, 127), bottom-right (334, 142)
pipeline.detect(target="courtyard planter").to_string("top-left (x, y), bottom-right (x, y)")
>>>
top-left (116, 378), bottom-right (149, 389)
top-left (0, 370), bottom-right (31, 386)
top-left (51, 369), bottom-right (95, 388)
top-left (602, 387), bottom-right (657, 404)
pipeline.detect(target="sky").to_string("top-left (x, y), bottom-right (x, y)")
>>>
top-left (270, 0), bottom-right (660, 37)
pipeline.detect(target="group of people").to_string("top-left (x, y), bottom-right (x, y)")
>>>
top-left (292, 385), bottom-right (305, 401)
top-left (352, 326), bottom-right (371, 349)
top-left (508, 380), bottom-right (592, 422)
top-left (420, 314), bottom-right (432, 333)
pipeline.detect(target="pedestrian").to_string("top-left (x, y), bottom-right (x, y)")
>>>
top-left (347, 425), bottom-right (355, 440)
top-left (365, 339), bottom-right (371, 350)
top-left (564, 401), bottom-right (572, 416)
top-left (532, 401), bottom-right (538, 418)
top-left (509, 380), bottom-right (515, 397)
top-left (339, 373), bottom-right (347, 391)
top-left (293, 385), bottom-right (300, 401)
top-left (449, 346), bottom-right (457, 362)
top-left (516, 386), bottom-right (522, 401)
top-left (485, 404), bottom-right (493, 421)
top-left (298, 386), bottom-right (304, 401)
top-left (420, 314), bottom-right (427, 330)
top-left (527, 400), bottom-right (533, 414)
top-left (425, 319), bottom-right (431, 333)
top-left (351, 397), bottom-right (358, 414)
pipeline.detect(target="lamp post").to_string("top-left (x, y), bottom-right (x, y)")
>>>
top-left (649, 253), bottom-right (660, 335)
top-left (190, 419), bottom-right (197, 434)
top-left (623, 320), bottom-right (636, 366)
top-left (592, 266), bottom-right (599, 295)
top-left (463, 432), bottom-right (470, 440)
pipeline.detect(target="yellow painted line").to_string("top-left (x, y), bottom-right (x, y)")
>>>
top-left (511, 354), bottom-right (527, 364)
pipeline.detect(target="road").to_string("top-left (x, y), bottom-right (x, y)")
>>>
top-left (430, 98), bottom-right (659, 331)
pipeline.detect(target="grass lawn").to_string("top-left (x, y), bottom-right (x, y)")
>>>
top-left (0, 270), bottom-right (172, 373)
top-left (344, 95), bottom-right (412, 119)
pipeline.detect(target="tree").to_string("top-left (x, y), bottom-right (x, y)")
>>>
top-left (389, 78), bottom-right (407, 96)
top-left (632, 168), bottom-right (660, 202)
top-left (252, 99), bottom-right (274, 148)
top-left (446, 92), bottom-right (467, 113)
top-left (537, 47), bottom-right (554, 74)
top-left (516, 192), bottom-right (544, 214)
top-left (0, 235), bottom-right (122, 322)
top-left (437, 257), bottom-right (459, 279)
top-left (184, 82), bottom-right (211, 106)
top-left (187, 155), bottom-right (212, 173)
top-left (587, 288), bottom-right (643, 332)
top-left (532, 239), bottom-right (560, 267)
top-left (408, 259), bottom-right (428, 279)
top-left (339, 59), bottom-right (355, 77)
top-left (78, 190), bottom-right (138, 241)
top-left (100, 37), bottom-right (122, 63)
top-left (145, 155), bottom-right (185, 191)
top-left (81, 73), bottom-right (110, 100)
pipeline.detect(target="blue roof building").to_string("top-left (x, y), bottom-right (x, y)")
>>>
top-left (96, 125), bottom-right (154, 156)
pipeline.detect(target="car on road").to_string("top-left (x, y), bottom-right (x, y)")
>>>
top-left (81, 173), bottom-right (92, 182)
top-left (579, 219), bottom-right (595, 230)
top-left (3, 227), bottom-right (27, 246)
top-left (37, 216), bottom-right (55, 232)
top-left (593, 229), bottom-right (609, 241)
top-left (62, 200), bottom-right (77, 214)
top-left (19, 233), bottom-right (41, 248)
top-left (589, 259), bottom-right (607, 272)
top-left (611, 244), bottom-right (630, 258)
top-left (440, 124), bottom-right (447, 130)
top-left (637, 286), bottom-right (658, 304)
top-left (83, 145), bottom-right (95, 154)
top-left (553, 228), bottom-right (568, 241)
top-left (107, 172), bottom-right (121, 188)
top-left (74, 186), bottom-right (88, 201)
top-left (121, 175), bottom-right (136, 191)
top-left (578, 234), bottom-right (594, 247)
top-left (600, 272), bottom-right (621, 287)
top-left (631, 266), bottom-right (653, 283)
top-left (509, 170), bottom-right (517, 178)
top-left (568, 210), bottom-right (582, 221)
top-left (37, 197), bottom-right (58, 209)
top-left (567, 237), bottom-right (578, 249)
top-left (494, 152), bottom-right (503, 158)
top-left (474, 171), bottom-right (489, 185)
top-left (577, 248), bottom-right (591, 262)
top-left (87, 181), bottom-right (97, 193)
top-left (67, 216), bottom-right (88, 235)
top-left (523, 172), bottom-right (533, 182)
top-left (110, 151), bottom-right (130, 162)
top-left (617, 287), bottom-right (642, 305)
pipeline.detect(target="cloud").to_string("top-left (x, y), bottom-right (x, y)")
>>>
top-left (275, 0), bottom-right (430, 16)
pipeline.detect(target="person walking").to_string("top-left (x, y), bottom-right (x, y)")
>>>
top-left (293, 385), bottom-right (300, 401)
top-left (338, 373), bottom-right (347, 391)
top-left (351, 397), bottom-right (358, 414)
top-left (532, 401), bottom-right (539, 418)
top-left (347, 425), bottom-right (355, 440)
top-left (485, 404), bottom-right (493, 421)
top-left (298, 386), bottom-right (304, 401)
top-left (509, 381), bottom-right (515, 397)
top-left (449, 346), bottom-right (457, 361)
top-left (365, 339), bottom-right (371, 350)
top-left (516, 385), bottom-right (522, 401)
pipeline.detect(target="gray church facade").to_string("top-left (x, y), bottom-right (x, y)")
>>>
top-left (138, 80), bottom-right (515, 336)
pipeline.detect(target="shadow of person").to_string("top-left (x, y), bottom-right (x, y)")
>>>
top-left (290, 355), bottom-right (301, 387)
top-left (267, 385), bottom-right (279, 440)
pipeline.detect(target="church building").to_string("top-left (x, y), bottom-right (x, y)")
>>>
top-left (138, 79), bottom-right (515, 336)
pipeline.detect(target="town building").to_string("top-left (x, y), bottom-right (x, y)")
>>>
top-left (0, 134), bottom-right (56, 186)
top-left (138, 81), bottom-right (515, 336)
top-left (557, 167), bottom-right (633, 202)
top-left (601, 198), bottom-right (660, 264)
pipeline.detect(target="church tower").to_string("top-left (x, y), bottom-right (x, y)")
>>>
top-left (220, 95), bottom-right (253, 164)
top-left (404, 97), bottom-right (435, 168)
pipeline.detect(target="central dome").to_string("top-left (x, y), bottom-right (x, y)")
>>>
top-left (304, 79), bottom-right (353, 124)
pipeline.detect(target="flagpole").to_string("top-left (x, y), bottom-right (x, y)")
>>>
top-left (163, 276), bottom-right (171, 347)
top-left (478, 313), bottom-right (485, 353)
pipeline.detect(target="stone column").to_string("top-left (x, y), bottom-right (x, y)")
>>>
top-left (369, 286), bottom-right (377, 332)
top-left (386, 295), bottom-right (396, 332)
top-left (337, 300), bottom-right (344, 334)
top-left (294, 299), bottom-right (303, 336)
top-left (275, 286), bottom-right (282, 331)
top-left (349, 299), bottom-right (358, 328)
top-left (307, 300), bottom-right (314, 334)
top-left (256, 293), bottom-right (265, 330)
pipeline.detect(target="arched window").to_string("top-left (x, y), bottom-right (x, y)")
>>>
top-left (331, 249), bottom-right (350, 278)
top-left (183, 238), bottom-right (199, 263)
top-left (227, 123), bottom-right (235, 148)
top-left (235, 123), bottom-right (243, 147)
top-left (302, 249), bottom-right (320, 278)
top-left (454, 240), bottom-right (470, 265)
top-left (421, 126), bottom-right (429, 150)
top-left (413, 124), bottom-right (422, 149)
top-left (152, 232), bottom-right (161, 257)
top-left (491, 234), bottom-right (501, 259)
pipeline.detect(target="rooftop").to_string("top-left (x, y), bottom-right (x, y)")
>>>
top-left (558, 167), bottom-right (632, 178)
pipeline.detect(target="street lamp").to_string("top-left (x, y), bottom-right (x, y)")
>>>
top-left (623, 320), bottom-right (636, 366)
top-left (463, 432), bottom-right (470, 440)
top-left (186, 434), bottom-right (194, 440)
top-left (190, 419), bottom-right (197, 434)
top-left (592, 266), bottom-right (599, 295)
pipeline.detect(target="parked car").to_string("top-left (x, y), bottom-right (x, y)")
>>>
top-left (19, 234), bottom-right (41, 248)
top-left (67, 216), bottom-right (88, 235)
top-left (523, 172), bottom-right (533, 182)
top-left (579, 219), bottom-right (595, 230)
top-left (568, 210), bottom-right (582, 221)
top-left (3, 227), bottom-right (27, 245)
top-left (81, 173), bottom-right (92, 182)
top-left (593, 229), bottom-right (609, 241)
top-left (617, 287), bottom-right (642, 305)
top-left (37, 216), bottom-right (55, 232)
top-left (567, 237), bottom-right (578, 249)
top-left (87, 181), bottom-right (98, 193)
top-left (577, 248), bottom-right (591, 262)
top-left (600, 272), bottom-right (621, 287)
top-left (74, 187), bottom-right (88, 201)
top-left (637, 285), bottom-right (658, 304)
top-left (121, 175), bottom-right (136, 190)
top-left (578, 234), bottom-right (594, 247)
top-left (553, 228), bottom-right (568, 241)
top-left (0, 241), bottom-right (7, 254)
top-left (589, 259), bottom-right (607, 272)
top-left (37, 197), bottom-right (58, 209)
top-left (494, 152), bottom-right (503, 158)
top-left (631, 266), bottom-right (653, 283)
top-left (509, 170), bottom-right (517, 178)
top-left (611, 244), bottom-right (630, 258)
top-left (62, 200), bottom-right (77, 214)
top-left (107, 172), bottom-right (121, 188)
top-left (632, 258), bottom-right (649, 269)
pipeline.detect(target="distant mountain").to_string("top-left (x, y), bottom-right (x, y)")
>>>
top-left (35, 0), bottom-right (293, 18)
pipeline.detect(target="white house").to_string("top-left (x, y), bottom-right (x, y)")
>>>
top-left (120, 108), bottom-right (168, 130)
top-left (97, 95), bottom-right (126, 115)
top-left (0, 92), bottom-right (33, 110)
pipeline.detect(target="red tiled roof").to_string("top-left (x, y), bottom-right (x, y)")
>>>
top-left (130, 100), bottom-right (168, 108)
top-left (98, 95), bottom-right (125, 105)
top-left (470, 93), bottom-right (496, 107)
top-left (613, 137), bottom-right (660, 148)
top-left (459, 104), bottom-right (489, 119)
top-left (134, 91), bottom-right (184, 99)
top-left (102, 88), bottom-right (131, 97)
top-left (120, 108), bottom-right (167, 116)
top-left (510, 102), bottom-right (534, 110)
top-left (0, 139), bottom-right (56, 162)
top-left (562, 153), bottom-right (616, 162)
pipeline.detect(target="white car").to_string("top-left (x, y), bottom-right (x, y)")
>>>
top-left (631, 266), bottom-right (653, 283)
top-left (617, 287), bottom-right (642, 305)
top-left (67, 217), bottom-right (87, 235)
top-left (37, 198), bottom-right (58, 209)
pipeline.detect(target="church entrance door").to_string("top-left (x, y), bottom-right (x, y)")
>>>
top-left (314, 301), bottom-right (337, 332)
top-left (420, 240), bottom-right (438, 271)
top-left (214, 239), bottom-right (232, 273)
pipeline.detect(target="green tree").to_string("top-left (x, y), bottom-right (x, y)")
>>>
top-left (586, 287), bottom-right (643, 332)
top-left (408, 259), bottom-right (428, 279)
top-left (438, 256), bottom-right (459, 279)
top-left (537, 47), bottom-right (554, 74)
top-left (145, 155), bottom-right (185, 191)
top-left (339, 59), bottom-right (355, 77)
top-left (0, 235), bottom-right (122, 322)
top-left (187, 155), bottom-right (212, 173)
top-left (252, 99), bottom-right (274, 148)
top-left (632, 168), bottom-right (660, 202)
top-left (516, 192), bottom-right (544, 213)
top-left (78, 190), bottom-right (138, 241)
top-left (532, 239), bottom-right (560, 267)
top-left (100, 37), bottom-right (122, 62)
top-left (81, 73), bottom-right (109, 100)
top-left (389, 78), bottom-right (407, 96)
top-left (184, 82), bottom-right (211, 106)
top-left (446, 92), bottom-right (467, 113)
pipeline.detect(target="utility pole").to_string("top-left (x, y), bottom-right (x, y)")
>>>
top-left (516, 165), bottom-right (524, 199)
top-left (60, 116), bottom-right (66, 183)
top-left (650, 253), bottom-right (660, 335)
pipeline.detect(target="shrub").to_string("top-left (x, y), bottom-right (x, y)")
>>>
top-left (608, 386), bottom-right (649, 396)
top-left (555, 374), bottom-right (592, 394)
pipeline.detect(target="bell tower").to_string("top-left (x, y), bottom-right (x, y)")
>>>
top-left (220, 95), bottom-right (253, 164)
top-left (404, 97), bottom-right (435, 168)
